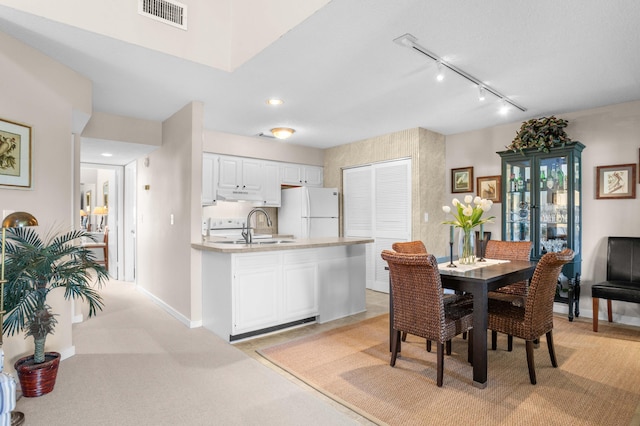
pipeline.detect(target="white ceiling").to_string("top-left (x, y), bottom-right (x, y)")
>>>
top-left (1, 1), bottom-right (640, 165)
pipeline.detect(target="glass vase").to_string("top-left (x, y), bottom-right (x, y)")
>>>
top-left (458, 228), bottom-right (476, 265)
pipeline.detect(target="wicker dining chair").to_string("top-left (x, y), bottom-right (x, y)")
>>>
top-left (485, 240), bottom-right (532, 350)
top-left (391, 241), bottom-right (472, 354)
top-left (381, 250), bottom-right (474, 387)
top-left (488, 249), bottom-right (574, 385)
top-left (392, 240), bottom-right (428, 254)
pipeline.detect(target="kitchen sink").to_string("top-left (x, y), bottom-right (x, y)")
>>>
top-left (254, 239), bottom-right (296, 244)
top-left (214, 239), bottom-right (295, 245)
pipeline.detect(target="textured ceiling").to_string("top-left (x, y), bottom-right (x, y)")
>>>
top-left (1, 1), bottom-right (640, 165)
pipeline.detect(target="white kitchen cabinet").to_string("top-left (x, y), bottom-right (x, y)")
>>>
top-left (200, 243), bottom-right (367, 342)
top-left (232, 254), bottom-right (280, 334)
top-left (202, 153), bottom-right (218, 205)
top-left (282, 250), bottom-right (319, 321)
top-left (303, 165), bottom-right (324, 186)
top-left (262, 162), bottom-right (281, 207)
top-left (218, 156), bottom-right (263, 192)
top-left (281, 163), bottom-right (324, 187)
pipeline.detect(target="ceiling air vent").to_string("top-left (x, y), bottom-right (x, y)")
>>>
top-left (139, 0), bottom-right (187, 30)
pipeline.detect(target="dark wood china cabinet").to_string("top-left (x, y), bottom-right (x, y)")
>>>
top-left (498, 142), bottom-right (585, 320)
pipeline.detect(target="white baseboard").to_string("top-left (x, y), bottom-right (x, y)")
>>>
top-left (553, 303), bottom-right (640, 327)
top-left (59, 346), bottom-right (75, 361)
top-left (136, 286), bottom-right (201, 328)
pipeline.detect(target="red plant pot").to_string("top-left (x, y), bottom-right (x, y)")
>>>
top-left (14, 352), bottom-right (61, 397)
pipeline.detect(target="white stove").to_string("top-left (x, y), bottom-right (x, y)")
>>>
top-left (203, 217), bottom-right (271, 240)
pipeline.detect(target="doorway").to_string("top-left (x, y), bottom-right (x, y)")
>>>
top-left (80, 164), bottom-right (131, 280)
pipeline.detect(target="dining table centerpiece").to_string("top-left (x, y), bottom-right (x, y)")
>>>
top-left (442, 195), bottom-right (495, 264)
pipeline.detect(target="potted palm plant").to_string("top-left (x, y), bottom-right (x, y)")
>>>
top-left (2, 226), bottom-right (108, 397)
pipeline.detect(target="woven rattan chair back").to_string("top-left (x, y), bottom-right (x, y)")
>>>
top-left (523, 249), bottom-right (575, 337)
top-left (392, 241), bottom-right (427, 254)
top-left (486, 240), bottom-right (533, 350)
top-left (485, 240), bottom-right (532, 262)
top-left (382, 251), bottom-right (445, 342)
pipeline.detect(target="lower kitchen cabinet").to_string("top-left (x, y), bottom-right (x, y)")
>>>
top-left (201, 244), bottom-right (366, 342)
top-left (233, 254), bottom-right (280, 335)
top-left (282, 251), bottom-right (319, 322)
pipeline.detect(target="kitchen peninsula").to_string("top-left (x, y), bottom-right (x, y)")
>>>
top-left (193, 237), bottom-right (373, 342)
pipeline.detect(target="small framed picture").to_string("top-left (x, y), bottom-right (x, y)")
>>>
top-left (596, 163), bottom-right (636, 199)
top-left (0, 117), bottom-right (32, 189)
top-left (477, 175), bottom-right (502, 203)
top-left (451, 166), bottom-right (473, 193)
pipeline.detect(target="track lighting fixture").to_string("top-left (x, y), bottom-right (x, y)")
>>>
top-left (499, 100), bottom-right (510, 115)
top-left (393, 33), bottom-right (526, 112)
top-left (436, 62), bottom-right (444, 82)
top-left (478, 85), bottom-right (486, 101)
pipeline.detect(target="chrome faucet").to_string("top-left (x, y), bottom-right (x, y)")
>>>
top-left (242, 208), bottom-right (272, 244)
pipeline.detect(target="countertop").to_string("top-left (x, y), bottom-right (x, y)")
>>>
top-left (192, 237), bottom-right (374, 253)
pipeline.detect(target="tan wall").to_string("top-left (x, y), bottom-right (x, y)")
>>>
top-left (446, 100), bottom-right (640, 325)
top-left (137, 102), bottom-right (203, 323)
top-left (82, 111), bottom-right (162, 147)
top-left (324, 127), bottom-right (447, 256)
top-left (203, 130), bottom-right (324, 166)
top-left (0, 31), bottom-right (93, 374)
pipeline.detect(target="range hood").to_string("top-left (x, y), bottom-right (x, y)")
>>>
top-left (216, 188), bottom-right (264, 202)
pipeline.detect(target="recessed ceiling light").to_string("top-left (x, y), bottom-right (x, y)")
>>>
top-left (101, 153), bottom-right (113, 157)
top-left (266, 99), bottom-right (284, 106)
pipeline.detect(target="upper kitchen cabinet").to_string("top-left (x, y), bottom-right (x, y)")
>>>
top-left (498, 142), bottom-right (585, 320)
top-left (281, 163), bottom-right (323, 187)
top-left (263, 162), bottom-right (281, 207)
top-left (202, 153), bottom-right (218, 205)
top-left (202, 154), bottom-right (282, 206)
top-left (218, 156), bottom-right (263, 191)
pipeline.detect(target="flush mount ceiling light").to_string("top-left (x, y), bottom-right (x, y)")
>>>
top-left (393, 33), bottom-right (526, 112)
top-left (101, 152), bottom-right (113, 157)
top-left (271, 127), bottom-right (295, 139)
top-left (266, 99), bottom-right (284, 106)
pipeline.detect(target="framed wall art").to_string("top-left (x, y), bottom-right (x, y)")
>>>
top-left (0, 118), bottom-right (32, 189)
top-left (596, 163), bottom-right (636, 199)
top-left (451, 166), bottom-right (473, 193)
top-left (477, 175), bottom-right (502, 203)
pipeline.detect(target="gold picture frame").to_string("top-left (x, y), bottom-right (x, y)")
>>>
top-left (477, 175), bottom-right (502, 203)
top-left (596, 163), bottom-right (636, 199)
top-left (0, 117), bottom-right (32, 188)
top-left (451, 166), bottom-right (473, 193)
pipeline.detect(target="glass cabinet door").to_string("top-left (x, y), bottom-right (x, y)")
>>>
top-left (504, 159), bottom-right (531, 242)
top-left (538, 155), bottom-right (569, 258)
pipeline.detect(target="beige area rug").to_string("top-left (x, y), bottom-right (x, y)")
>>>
top-left (258, 315), bottom-right (640, 426)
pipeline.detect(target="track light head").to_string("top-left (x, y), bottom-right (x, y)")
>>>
top-left (478, 86), bottom-right (486, 101)
top-left (436, 62), bottom-right (444, 82)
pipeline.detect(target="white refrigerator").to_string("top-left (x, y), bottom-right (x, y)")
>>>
top-left (278, 187), bottom-right (339, 238)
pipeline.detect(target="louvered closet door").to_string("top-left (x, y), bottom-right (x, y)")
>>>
top-left (343, 159), bottom-right (411, 293)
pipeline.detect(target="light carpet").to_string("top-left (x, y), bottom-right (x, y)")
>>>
top-left (258, 314), bottom-right (640, 426)
top-left (13, 281), bottom-right (359, 426)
